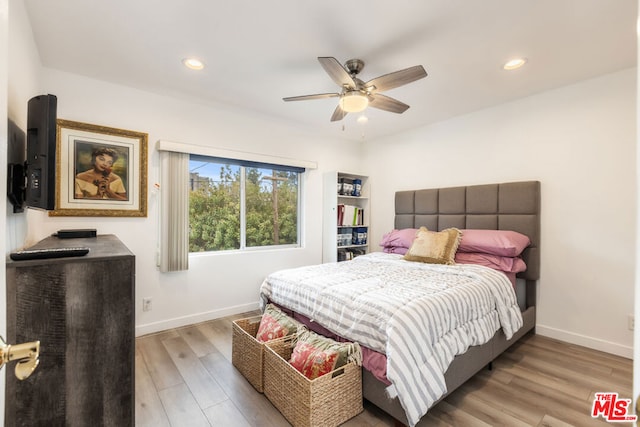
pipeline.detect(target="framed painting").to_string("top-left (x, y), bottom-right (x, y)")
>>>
top-left (50, 119), bottom-right (148, 217)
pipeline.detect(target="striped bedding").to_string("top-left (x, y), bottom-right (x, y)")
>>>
top-left (259, 252), bottom-right (523, 427)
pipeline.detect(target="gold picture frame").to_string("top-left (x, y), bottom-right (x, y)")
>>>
top-left (49, 119), bottom-right (148, 217)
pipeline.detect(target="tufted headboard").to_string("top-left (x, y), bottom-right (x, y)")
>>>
top-left (395, 181), bottom-right (540, 281)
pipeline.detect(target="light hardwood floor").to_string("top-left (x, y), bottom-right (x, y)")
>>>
top-left (135, 312), bottom-right (633, 427)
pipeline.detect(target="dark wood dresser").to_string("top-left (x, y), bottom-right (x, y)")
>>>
top-left (5, 234), bottom-right (135, 426)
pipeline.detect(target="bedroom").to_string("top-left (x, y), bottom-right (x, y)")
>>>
top-left (1, 0), bottom-right (637, 425)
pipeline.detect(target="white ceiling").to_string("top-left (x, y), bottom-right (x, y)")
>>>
top-left (23, 0), bottom-right (637, 142)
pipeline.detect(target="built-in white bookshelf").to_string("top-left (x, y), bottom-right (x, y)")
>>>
top-left (322, 171), bottom-right (370, 263)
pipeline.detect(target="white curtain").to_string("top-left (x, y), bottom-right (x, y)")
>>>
top-left (159, 151), bottom-right (189, 272)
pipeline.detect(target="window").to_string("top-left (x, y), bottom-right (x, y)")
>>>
top-left (157, 140), bottom-right (316, 272)
top-left (188, 155), bottom-right (301, 253)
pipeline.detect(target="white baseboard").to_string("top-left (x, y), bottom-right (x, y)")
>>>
top-left (536, 324), bottom-right (632, 359)
top-left (135, 302), bottom-right (260, 337)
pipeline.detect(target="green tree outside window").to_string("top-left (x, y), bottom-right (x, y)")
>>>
top-left (189, 158), bottom-right (299, 252)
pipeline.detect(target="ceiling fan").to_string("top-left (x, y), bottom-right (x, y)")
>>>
top-left (283, 57), bottom-right (427, 122)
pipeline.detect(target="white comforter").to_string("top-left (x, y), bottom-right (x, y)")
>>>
top-left (259, 252), bottom-right (523, 427)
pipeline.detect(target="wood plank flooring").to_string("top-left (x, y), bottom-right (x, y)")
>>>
top-left (135, 312), bottom-right (633, 427)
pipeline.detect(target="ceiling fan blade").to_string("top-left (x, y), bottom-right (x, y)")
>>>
top-left (330, 104), bottom-right (348, 122)
top-left (365, 65), bottom-right (427, 92)
top-left (369, 94), bottom-right (410, 114)
top-left (318, 57), bottom-right (356, 88)
top-left (283, 93), bottom-right (340, 102)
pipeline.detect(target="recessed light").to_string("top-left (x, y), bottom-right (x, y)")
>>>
top-left (503, 58), bottom-right (527, 71)
top-left (182, 58), bottom-right (205, 70)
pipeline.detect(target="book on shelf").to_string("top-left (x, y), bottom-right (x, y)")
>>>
top-left (338, 247), bottom-right (367, 261)
top-left (337, 204), bottom-right (365, 226)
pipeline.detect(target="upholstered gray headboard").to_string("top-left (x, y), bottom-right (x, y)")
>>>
top-left (395, 181), bottom-right (540, 281)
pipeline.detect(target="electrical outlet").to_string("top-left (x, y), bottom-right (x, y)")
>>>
top-left (143, 297), bottom-right (152, 312)
top-left (628, 314), bottom-right (634, 331)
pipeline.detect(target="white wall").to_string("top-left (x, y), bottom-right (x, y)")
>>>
top-left (365, 68), bottom-right (637, 358)
top-left (6, 0), bottom-right (40, 251)
top-left (3, 0), bottom-right (47, 423)
top-left (21, 68), bottom-right (364, 336)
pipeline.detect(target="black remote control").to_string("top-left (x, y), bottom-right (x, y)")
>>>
top-left (10, 247), bottom-right (90, 261)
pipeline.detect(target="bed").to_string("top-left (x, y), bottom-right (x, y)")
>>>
top-left (260, 181), bottom-right (540, 426)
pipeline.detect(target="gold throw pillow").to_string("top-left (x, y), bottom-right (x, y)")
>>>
top-left (404, 226), bottom-right (462, 265)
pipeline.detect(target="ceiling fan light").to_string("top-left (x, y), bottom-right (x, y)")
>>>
top-left (340, 92), bottom-right (369, 113)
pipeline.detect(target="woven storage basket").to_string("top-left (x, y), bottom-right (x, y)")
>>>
top-left (232, 316), bottom-right (266, 392)
top-left (263, 336), bottom-right (363, 427)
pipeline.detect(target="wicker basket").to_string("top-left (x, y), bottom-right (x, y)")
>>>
top-left (263, 336), bottom-right (363, 427)
top-left (232, 316), bottom-right (266, 392)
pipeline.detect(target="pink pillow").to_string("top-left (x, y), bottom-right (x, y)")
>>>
top-left (379, 228), bottom-right (418, 249)
top-left (458, 229), bottom-right (530, 257)
top-left (454, 252), bottom-right (527, 273)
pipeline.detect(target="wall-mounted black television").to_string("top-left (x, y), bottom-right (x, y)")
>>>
top-left (7, 94), bottom-right (57, 212)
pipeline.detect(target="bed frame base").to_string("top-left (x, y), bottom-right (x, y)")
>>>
top-left (362, 305), bottom-right (535, 426)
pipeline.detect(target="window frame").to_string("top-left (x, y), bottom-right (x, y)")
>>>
top-left (188, 154), bottom-right (304, 254)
